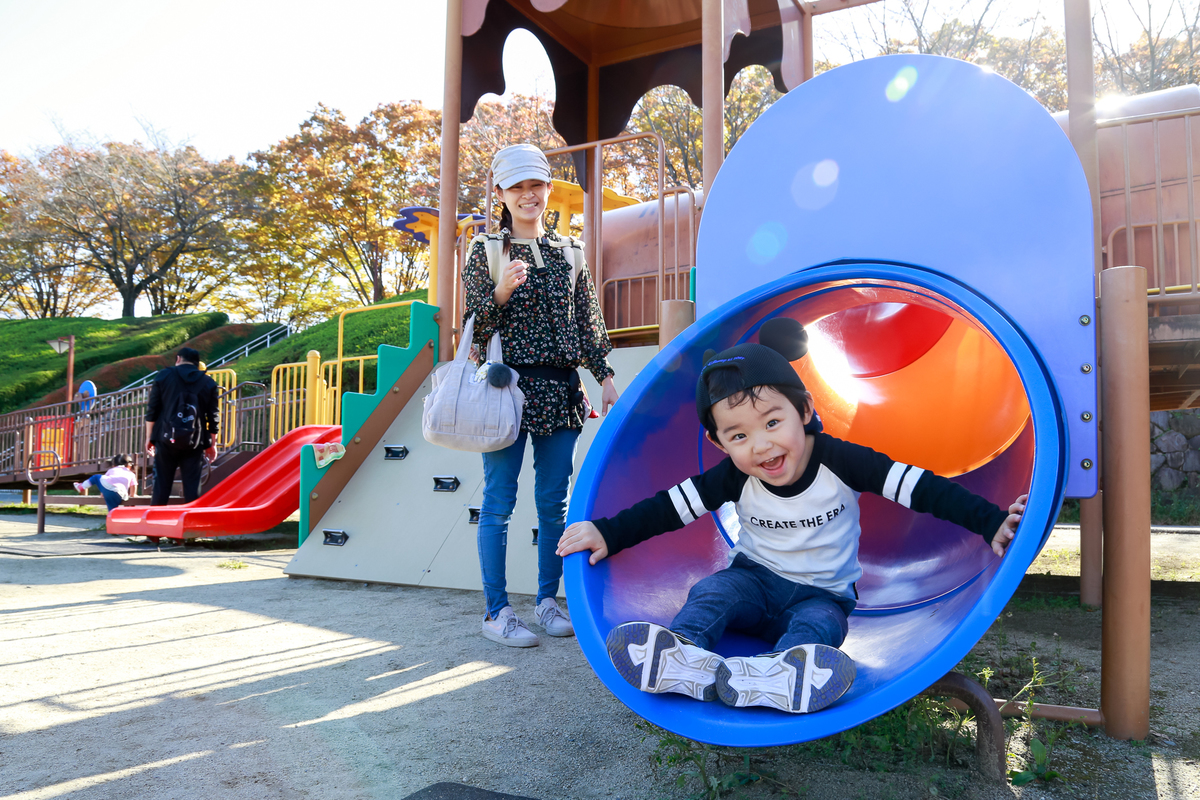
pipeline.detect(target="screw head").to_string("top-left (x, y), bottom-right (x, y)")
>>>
top-left (1081, 459), bottom-right (1093, 469)
top-left (1081, 411), bottom-right (1093, 422)
top-left (1079, 315), bottom-right (1091, 326)
top-left (1081, 363), bottom-right (1093, 374)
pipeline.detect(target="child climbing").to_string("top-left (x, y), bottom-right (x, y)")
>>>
top-left (556, 318), bottom-right (1026, 714)
top-left (75, 454), bottom-right (137, 512)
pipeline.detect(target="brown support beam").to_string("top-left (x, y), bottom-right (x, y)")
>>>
top-left (438, 0), bottom-right (464, 359)
top-left (1099, 265), bottom-right (1151, 741)
top-left (702, 0), bottom-right (724, 199)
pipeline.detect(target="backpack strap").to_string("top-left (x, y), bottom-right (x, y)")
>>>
top-left (470, 233), bottom-right (588, 294)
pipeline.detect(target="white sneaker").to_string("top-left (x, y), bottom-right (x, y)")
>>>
top-left (715, 643), bottom-right (856, 713)
top-left (534, 598), bottom-right (574, 637)
top-left (482, 606), bottom-right (539, 647)
top-left (74, 482), bottom-right (86, 494)
top-left (606, 621), bottom-right (723, 701)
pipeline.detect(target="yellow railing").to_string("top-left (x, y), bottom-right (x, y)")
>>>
top-left (207, 368), bottom-right (238, 447)
top-left (270, 354), bottom-right (319, 442)
top-left (332, 301), bottom-right (415, 424)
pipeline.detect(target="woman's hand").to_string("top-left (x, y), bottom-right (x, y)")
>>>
top-left (557, 521), bottom-right (609, 565)
top-left (493, 258), bottom-right (529, 306)
top-left (601, 376), bottom-right (619, 415)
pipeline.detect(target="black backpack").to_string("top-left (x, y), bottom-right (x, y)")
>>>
top-left (164, 387), bottom-right (204, 452)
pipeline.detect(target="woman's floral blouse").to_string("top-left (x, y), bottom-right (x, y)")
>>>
top-left (463, 231), bottom-right (615, 436)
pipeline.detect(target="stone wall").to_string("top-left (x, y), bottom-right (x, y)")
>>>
top-left (1151, 410), bottom-right (1200, 490)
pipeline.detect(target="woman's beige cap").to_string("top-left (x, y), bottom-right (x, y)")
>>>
top-left (491, 144), bottom-right (552, 189)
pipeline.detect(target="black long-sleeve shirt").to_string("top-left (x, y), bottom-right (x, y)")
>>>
top-left (594, 432), bottom-right (1008, 598)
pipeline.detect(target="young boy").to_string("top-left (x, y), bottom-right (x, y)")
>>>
top-left (557, 321), bottom-right (1025, 714)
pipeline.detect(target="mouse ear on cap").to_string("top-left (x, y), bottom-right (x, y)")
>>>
top-left (758, 317), bottom-right (809, 361)
top-left (701, 349), bottom-right (718, 365)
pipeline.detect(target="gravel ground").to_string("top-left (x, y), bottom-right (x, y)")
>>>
top-left (0, 516), bottom-right (1197, 800)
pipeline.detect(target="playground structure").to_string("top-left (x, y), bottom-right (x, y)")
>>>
top-left (2, 0), bottom-right (1187, 766)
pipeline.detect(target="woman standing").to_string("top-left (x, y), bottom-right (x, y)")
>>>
top-left (464, 143), bottom-right (619, 647)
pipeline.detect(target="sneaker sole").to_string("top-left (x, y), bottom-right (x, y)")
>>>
top-left (481, 626), bottom-right (539, 648)
top-left (715, 643), bottom-right (855, 713)
top-left (605, 622), bottom-right (720, 701)
top-left (539, 624), bottom-right (575, 638)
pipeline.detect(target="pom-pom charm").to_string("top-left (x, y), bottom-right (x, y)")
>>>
top-left (486, 362), bottom-right (513, 388)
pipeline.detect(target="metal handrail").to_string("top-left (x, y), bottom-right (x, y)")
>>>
top-left (334, 301), bottom-right (415, 424)
top-left (479, 132), bottom-right (670, 325)
top-left (1098, 106), bottom-right (1200, 309)
top-left (118, 324), bottom-right (291, 392)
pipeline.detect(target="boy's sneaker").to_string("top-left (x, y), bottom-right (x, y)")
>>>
top-left (73, 482), bottom-right (86, 494)
top-left (482, 607), bottom-right (539, 647)
top-left (605, 621), bottom-right (723, 701)
top-left (534, 598), bottom-right (574, 637)
top-left (715, 643), bottom-right (856, 714)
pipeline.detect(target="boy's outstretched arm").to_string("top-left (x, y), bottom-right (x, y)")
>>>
top-left (991, 494), bottom-right (1027, 556)
top-left (557, 521), bottom-right (609, 565)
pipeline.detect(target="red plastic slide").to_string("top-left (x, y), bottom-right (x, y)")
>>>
top-left (107, 425), bottom-right (341, 540)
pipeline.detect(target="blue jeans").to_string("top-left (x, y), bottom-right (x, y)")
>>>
top-left (671, 553), bottom-right (858, 653)
top-left (84, 475), bottom-right (125, 512)
top-left (478, 428), bottom-right (580, 618)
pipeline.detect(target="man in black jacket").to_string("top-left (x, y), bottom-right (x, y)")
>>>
top-left (144, 347), bottom-right (220, 505)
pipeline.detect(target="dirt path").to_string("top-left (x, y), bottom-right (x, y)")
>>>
top-left (1, 518), bottom-right (1197, 799)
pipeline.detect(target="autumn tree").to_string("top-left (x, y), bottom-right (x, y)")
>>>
top-left (1094, 0), bottom-right (1200, 96)
top-left (0, 150), bottom-right (115, 318)
top-left (4, 135), bottom-right (248, 317)
top-left (251, 102), bottom-right (441, 306)
top-left (460, 92), bottom-right (570, 219)
top-left (611, 65), bottom-right (785, 195)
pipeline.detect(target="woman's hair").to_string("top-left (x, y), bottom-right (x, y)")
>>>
top-left (111, 454), bottom-right (129, 468)
top-left (699, 366), bottom-right (813, 442)
top-left (497, 202), bottom-right (513, 256)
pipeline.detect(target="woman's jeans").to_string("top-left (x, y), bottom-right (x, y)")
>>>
top-left (671, 553), bottom-right (858, 653)
top-left (478, 428), bottom-right (580, 618)
top-left (84, 476), bottom-right (124, 512)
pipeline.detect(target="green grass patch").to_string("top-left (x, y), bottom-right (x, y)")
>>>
top-left (231, 289), bottom-right (428, 388)
top-left (0, 314), bottom-right (229, 413)
top-left (1058, 492), bottom-right (1200, 526)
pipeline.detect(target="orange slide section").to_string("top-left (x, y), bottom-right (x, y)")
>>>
top-left (107, 425), bottom-right (341, 540)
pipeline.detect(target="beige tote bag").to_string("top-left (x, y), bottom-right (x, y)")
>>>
top-left (422, 315), bottom-right (524, 452)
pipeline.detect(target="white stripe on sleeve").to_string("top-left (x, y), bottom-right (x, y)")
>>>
top-left (668, 485), bottom-right (697, 523)
top-left (680, 479), bottom-right (708, 519)
top-left (883, 462), bottom-right (906, 502)
top-left (897, 466), bottom-right (925, 508)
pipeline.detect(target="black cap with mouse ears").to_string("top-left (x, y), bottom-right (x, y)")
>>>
top-left (695, 317), bottom-right (810, 422)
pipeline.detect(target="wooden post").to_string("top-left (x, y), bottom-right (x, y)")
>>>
top-left (437, 0), bottom-right (464, 361)
top-left (1099, 266), bottom-right (1151, 741)
top-left (702, 0), bottom-right (724, 199)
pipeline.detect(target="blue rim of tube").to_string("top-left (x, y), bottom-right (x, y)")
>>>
top-left (566, 262), bottom-right (1066, 747)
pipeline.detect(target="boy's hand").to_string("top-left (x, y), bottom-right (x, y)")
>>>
top-left (557, 521), bottom-right (609, 565)
top-left (992, 493), bottom-right (1027, 557)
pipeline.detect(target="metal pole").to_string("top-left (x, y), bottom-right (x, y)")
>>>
top-left (1065, 0), bottom-right (1104, 607)
top-left (437, 0), bottom-right (464, 361)
top-left (1099, 266), bottom-right (1151, 741)
top-left (701, 0), bottom-right (724, 199)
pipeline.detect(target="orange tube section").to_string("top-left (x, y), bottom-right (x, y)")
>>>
top-left (794, 304), bottom-right (1030, 477)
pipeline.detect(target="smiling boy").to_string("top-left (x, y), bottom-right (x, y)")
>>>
top-left (557, 319), bottom-right (1025, 714)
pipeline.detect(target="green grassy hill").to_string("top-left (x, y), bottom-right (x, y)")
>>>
top-left (0, 291), bottom-right (429, 415)
top-left (231, 289), bottom-right (428, 388)
top-left (0, 315), bottom-right (235, 414)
